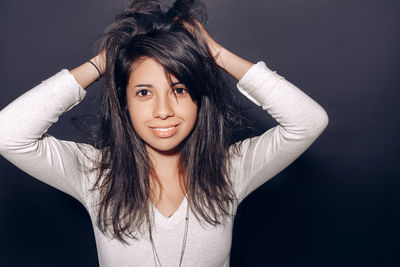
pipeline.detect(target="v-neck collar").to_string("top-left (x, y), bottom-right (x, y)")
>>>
top-left (151, 195), bottom-right (188, 229)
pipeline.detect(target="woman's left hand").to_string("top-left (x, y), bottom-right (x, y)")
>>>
top-left (184, 19), bottom-right (253, 81)
top-left (184, 20), bottom-right (222, 62)
top-left (195, 20), bottom-right (223, 61)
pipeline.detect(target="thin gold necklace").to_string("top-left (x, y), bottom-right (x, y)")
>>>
top-left (149, 199), bottom-right (190, 267)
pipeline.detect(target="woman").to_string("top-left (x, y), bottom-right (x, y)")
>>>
top-left (0, 0), bottom-right (328, 266)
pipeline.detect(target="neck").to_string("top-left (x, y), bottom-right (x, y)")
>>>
top-left (146, 145), bottom-right (187, 203)
top-left (146, 145), bottom-right (181, 178)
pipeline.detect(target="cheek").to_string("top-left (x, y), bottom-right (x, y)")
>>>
top-left (127, 103), bottom-right (147, 129)
top-left (182, 102), bottom-right (198, 125)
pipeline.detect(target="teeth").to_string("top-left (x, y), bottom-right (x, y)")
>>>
top-left (154, 127), bottom-right (175, 131)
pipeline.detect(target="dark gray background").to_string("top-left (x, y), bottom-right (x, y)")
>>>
top-left (0, 0), bottom-right (399, 266)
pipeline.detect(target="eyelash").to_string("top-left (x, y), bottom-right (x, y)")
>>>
top-left (135, 88), bottom-right (187, 97)
top-left (173, 87), bottom-right (187, 95)
top-left (136, 89), bottom-right (150, 97)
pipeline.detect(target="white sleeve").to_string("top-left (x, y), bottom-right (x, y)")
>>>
top-left (230, 62), bottom-right (329, 202)
top-left (0, 70), bottom-right (96, 207)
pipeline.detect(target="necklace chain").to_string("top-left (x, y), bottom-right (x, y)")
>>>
top-left (149, 199), bottom-right (190, 267)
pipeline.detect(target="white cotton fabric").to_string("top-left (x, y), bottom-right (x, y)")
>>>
top-left (0, 61), bottom-right (328, 267)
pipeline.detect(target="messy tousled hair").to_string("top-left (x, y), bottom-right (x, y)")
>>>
top-left (84, 0), bottom-right (251, 244)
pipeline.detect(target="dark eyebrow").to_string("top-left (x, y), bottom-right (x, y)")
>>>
top-left (133, 82), bottom-right (184, 88)
top-left (171, 81), bottom-right (184, 86)
top-left (133, 84), bottom-right (153, 88)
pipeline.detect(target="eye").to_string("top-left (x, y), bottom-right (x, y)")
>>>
top-left (136, 89), bottom-right (151, 97)
top-left (173, 87), bottom-right (187, 95)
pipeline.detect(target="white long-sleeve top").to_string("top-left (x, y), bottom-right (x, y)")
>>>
top-left (0, 61), bottom-right (328, 267)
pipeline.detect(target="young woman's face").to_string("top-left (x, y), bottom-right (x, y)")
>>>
top-left (126, 57), bottom-right (198, 154)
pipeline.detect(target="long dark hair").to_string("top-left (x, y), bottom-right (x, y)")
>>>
top-left (80, 0), bottom-right (253, 244)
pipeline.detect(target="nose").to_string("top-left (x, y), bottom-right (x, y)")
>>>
top-left (153, 95), bottom-right (174, 119)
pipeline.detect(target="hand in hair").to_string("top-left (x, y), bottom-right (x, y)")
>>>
top-left (193, 20), bottom-right (223, 61)
top-left (181, 19), bottom-right (222, 61)
top-left (184, 19), bottom-right (253, 81)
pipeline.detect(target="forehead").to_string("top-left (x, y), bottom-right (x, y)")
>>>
top-left (128, 57), bottom-right (178, 86)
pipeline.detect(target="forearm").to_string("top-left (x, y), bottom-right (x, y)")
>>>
top-left (233, 62), bottom-right (328, 201)
top-left (0, 70), bottom-right (86, 150)
top-left (214, 45), bottom-right (254, 81)
top-left (0, 69), bottom-right (92, 205)
top-left (70, 54), bottom-right (105, 89)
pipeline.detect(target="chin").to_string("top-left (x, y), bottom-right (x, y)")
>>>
top-left (145, 141), bottom-right (182, 155)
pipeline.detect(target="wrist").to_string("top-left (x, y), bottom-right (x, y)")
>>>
top-left (91, 53), bottom-right (106, 75)
top-left (213, 46), bottom-right (227, 68)
top-left (211, 46), bottom-right (253, 81)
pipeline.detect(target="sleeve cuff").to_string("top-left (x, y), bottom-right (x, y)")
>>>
top-left (236, 61), bottom-right (284, 106)
top-left (41, 69), bottom-right (87, 112)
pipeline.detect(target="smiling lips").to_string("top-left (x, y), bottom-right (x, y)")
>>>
top-left (150, 124), bottom-right (179, 138)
